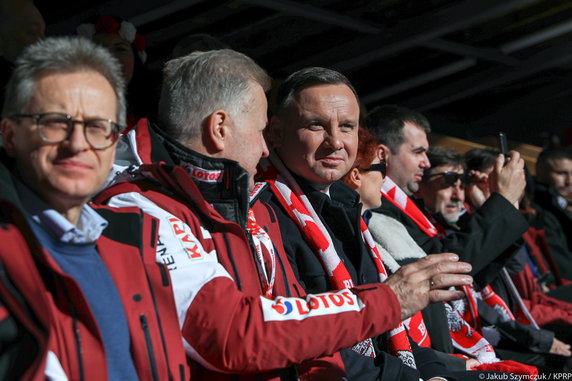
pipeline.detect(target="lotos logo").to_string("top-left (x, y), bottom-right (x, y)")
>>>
top-left (185, 165), bottom-right (223, 183)
top-left (262, 290), bottom-right (365, 322)
top-left (271, 299), bottom-right (294, 315)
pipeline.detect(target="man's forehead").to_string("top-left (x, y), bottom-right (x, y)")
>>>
top-left (549, 158), bottom-right (572, 171)
top-left (402, 122), bottom-right (428, 144)
top-left (293, 84), bottom-right (358, 106)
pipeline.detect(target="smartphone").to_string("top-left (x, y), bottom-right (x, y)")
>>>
top-left (498, 131), bottom-right (508, 156)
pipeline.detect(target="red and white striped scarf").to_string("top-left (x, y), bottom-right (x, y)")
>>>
top-left (381, 176), bottom-right (499, 363)
top-left (258, 154), bottom-right (418, 368)
top-left (247, 182), bottom-right (277, 298)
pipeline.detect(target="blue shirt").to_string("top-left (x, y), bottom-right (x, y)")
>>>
top-left (15, 178), bottom-right (139, 381)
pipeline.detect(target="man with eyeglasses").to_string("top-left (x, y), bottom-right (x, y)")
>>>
top-left (0, 37), bottom-right (187, 380)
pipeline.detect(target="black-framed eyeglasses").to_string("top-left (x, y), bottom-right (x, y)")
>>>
top-left (10, 112), bottom-right (123, 150)
top-left (423, 171), bottom-right (472, 187)
top-left (360, 162), bottom-right (386, 177)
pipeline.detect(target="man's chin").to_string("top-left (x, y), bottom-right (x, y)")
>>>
top-left (406, 182), bottom-right (420, 195)
top-left (443, 213), bottom-right (460, 224)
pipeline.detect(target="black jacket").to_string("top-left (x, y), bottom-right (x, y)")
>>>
top-left (432, 213), bottom-right (555, 355)
top-left (375, 193), bottom-right (529, 289)
top-left (533, 181), bottom-right (572, 278)
top-left (265, 179), bottom-right (456, 381)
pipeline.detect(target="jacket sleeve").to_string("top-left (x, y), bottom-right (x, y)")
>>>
top-left (106, 192), bottom-right (402, 373)
top-left (455, 194), bottom-right (529, 287)
top-left (377, 193), bottom-right (529, 287)
top-left (477, 299), bottom-right (554, 353)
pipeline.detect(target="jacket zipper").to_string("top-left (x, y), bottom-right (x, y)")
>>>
top-left (222, 231), bottom-right (242, 290)
top-left (140, 314), bottom-right (159, 381)
top-left (140, 211), bottom-right (177, 380)
top-left (58, 277), bottom-right (85, 381)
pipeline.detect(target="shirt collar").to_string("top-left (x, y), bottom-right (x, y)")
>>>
top-left (14, 177), bottom-right (108, 243)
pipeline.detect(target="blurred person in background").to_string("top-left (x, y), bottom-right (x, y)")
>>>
top-left (77, 15), bottom-right (158, 128)
top-left (0, 0), bottom-right (45, 106)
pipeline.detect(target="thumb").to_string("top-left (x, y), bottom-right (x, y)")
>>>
top-left (494, 154), bottom-right (504, 174)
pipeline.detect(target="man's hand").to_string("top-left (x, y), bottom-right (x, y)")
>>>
top-left (385, 253), bottom-right (472, 320)
top-left (466, 170), bottom-right (490, 207)
top-left (488, 151), bottom-right (526, 207)
top-left (466, 358), bottom-right (481, 370)
top-left (550, 338), bottom-right (572, 357)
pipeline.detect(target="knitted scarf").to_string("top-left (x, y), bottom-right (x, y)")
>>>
top-left (258, 154), bottom-right (417, 368)
top-left (247, 182), bottom-right (277, 298)
top-left (381, 176), bottom-right (541, 365)
top-left (381, 176), bottom-right (499, 363)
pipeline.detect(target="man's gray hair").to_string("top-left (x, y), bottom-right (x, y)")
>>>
top-left (158, 49), bottom-right (271, 144)
top-left (2, 36), bottom-right (127, 126)
top-left (274, 67), bottom-right (359, 115)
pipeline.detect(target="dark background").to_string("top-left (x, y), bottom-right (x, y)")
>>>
top-left (36, 0), bottom-right (572, 147)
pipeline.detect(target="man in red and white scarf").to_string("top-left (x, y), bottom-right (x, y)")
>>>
top-left (416, 146), bottom-right (571, 371)
top-left (261, 67), bottom-right (517, 381)
top-left (365, 106), bottom-right (542, 369)
top-left (97, 51), bottom-right (474, 381)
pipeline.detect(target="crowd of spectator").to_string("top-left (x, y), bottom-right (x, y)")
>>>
top-left (1, 1), bottom-right (571, 380)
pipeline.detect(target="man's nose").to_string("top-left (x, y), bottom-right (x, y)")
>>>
top-left (565, 172), bottom-right (572, 185)
top-left (65, 124), bottom-right (91, 152)
top-left (324, 129), bottom-right (343, 150)
top-left (420, 153), bottom-right (431, 168)
top-left (260, 135), bottom-right (270, 159)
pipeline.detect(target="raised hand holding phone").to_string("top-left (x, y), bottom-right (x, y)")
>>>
top-left (490, 132), bottom-right (525, 207)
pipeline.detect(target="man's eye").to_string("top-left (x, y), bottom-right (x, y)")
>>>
top-left (308, 123), bottom-right (324, 130)
top-left (42, 118), bottom-right (68, 128)
top-left (86, 121), bottom-right (108, 131)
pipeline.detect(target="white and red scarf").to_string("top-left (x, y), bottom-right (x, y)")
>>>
top-left (247, 182), bottom-right (277, 298)
top-left (381, 176), bottom-right (540, 363)
top-left (382, 177), bottom-right (500, 363)
top-left (258, 154), bottom-right (419, 368)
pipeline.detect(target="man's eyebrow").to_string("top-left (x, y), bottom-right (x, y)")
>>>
top-left (300, 115), bottom-right (327, 123)
top-left (412, 146), bottom-right (427, 152)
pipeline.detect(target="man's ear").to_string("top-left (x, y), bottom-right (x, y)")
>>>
top-left (1, 118), bottom-right (17, 157)
top-left (378, 144), bottom-right (390, 162)
top-left (203, 109), bottom-right (231, 154)
top-left (346, 167), bottom-right (362, 190)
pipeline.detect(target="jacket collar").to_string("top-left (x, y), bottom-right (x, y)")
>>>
top-left (131, 119), bottom-right (254, 227)
top-left (0, 151), bottom-right (25, 211)
top-left (297, 176), bottom-right (361, 216)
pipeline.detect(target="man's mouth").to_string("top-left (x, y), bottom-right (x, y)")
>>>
top-left (320, 156), bottom-right (344, 167)
top-left (53, 159), bottom-right (92, 171)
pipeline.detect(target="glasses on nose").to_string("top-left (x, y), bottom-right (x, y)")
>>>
top-left (10, 112), bottom-right (122, 150)
top-left (423, 171), bottom-right (471, 187)
top-left (360, 162), bottom-right (387, 177)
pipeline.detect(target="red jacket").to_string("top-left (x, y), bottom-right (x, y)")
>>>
top-left (95, 119), bottom-right (402, 381)
top-left (0, 157), bottom-right (189, 381)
